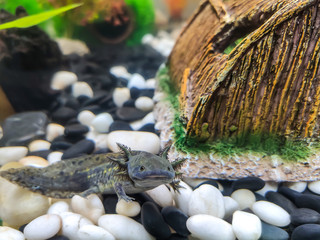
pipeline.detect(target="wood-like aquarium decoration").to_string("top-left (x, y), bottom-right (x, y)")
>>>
top-left (155, 0), bottom-right (320, 181)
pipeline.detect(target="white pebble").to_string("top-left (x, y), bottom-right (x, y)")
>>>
top-left (28, 139), bottom-right (51, 152)
top-left (284, 182), bottom-right (307, 192)
top-left (99, 214), bottom-right (154, 240)
top-left (24, 214), bottom-right (61, 240)
top-left (51, 71), bottom-right (78, 90)
top-left (72, 81), bottom-right (94, 98)
top-left (78, 225), bottom-right (115, 240)
top-left (141, 112), bottom-right (155, 125)
top-left (107, 130), bottom-right (160, 154)
top-left (56, 38), bottom-right (90, 56)
top-left (231, 189), bottom-right (256, 210)
top-left (110, 66), bottom-right (131, 79)
top-left (46, 123), bottom-right (65, 141)
top-left (130, 120), bottom-right (144, 131)
top-left (252, 201), bottom-right (290, 227)
top-left (187, 214), bottom-right (235, 240)
top-left (223, 196), bottom-right (240, 219)
top-left (71, 194), bottom-right (105, 224)
top-left (308, 180), bottom-right (320, 194)
top-left (0, 126), bottom-right (3, 140)
top-left (0, 146), bottom-right (28, 165)
top-left (232, 211), bottom-right (261, 240)
top-left (19, 156), bottom-right (49, 168)
top-left (188, 184), bottom-right (225, 218)
top-left (47, 201), bottom-right (70, 215)
top-left (91, 113), bottom-right (114, 133)
top-left (135, 96), bottom-right (154, 112)
top-left (60, 212), bottom-right (93, 240)
top-left (47, 151), bottom-right (63, 164)
top-left (90, 133), bottom-right (108, 151)
top-left (145, 78), bottom-right (156, 89)
top-left (112, 88), bottom-right (131, 107)
top-left (116, 199), bottom-right (141, 217)
top-left (255, 181), bottom-right (278, 196)
top-left (128, 73), bottom-right (146, 89)
top-left (141, 34), bottom-right (154, 44)
top-left (146, 184), bottom-right (174, 207)
top-left (77, 110), bottom-right (96, 126)
top-left (0, 226), bottom-right (25, 240)
top-left (171, 181), bottom-right (193, 215)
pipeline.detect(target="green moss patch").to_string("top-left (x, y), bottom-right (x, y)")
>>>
top-left (157, 65), bottom-right (312, 161)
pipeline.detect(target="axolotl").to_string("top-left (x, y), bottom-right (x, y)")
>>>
top-left (0, 144), bottom-right (184, 201)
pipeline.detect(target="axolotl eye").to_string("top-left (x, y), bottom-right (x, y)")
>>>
top-left (139, 166), bottom-right (145, 171)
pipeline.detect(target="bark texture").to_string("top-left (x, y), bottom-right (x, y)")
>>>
top-left (168, 0), bottom-right (320, 142)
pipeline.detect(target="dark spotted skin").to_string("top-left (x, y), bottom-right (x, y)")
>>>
top-left (0, 144), bottom-right (185, 201)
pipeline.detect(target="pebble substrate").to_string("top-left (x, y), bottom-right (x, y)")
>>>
top-left (1, 32), bottom-right (320, 240)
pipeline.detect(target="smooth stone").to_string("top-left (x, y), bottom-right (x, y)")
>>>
top-left (252, 201), bottom-right (290, 227)
top-left (91, 113), bottom-right (114, 133)
top-left (138, 124), bottom-right (156, 133)
top-left (187, 214), bottom-right (235, 240)
top-left (139, 89), bottom-right (155, 98)
top-left (56, 38), bottom-right (89, 56)
top-left (130, 120), bottom-right (144, 131)
top-left (290, 208), bottom-right (320, 226)
top-left (232, 210), bottom-right (261, 240)
top-left (77, 110), bottom-right (96, 126)
top-left (255, 181), bottom-right (278, 196)
top-left (146, 184), bottom-right (174, 207)
top-left (116, 199), bottom-right (141, 217)
top-left (109, 121), bottom-right (133, 132)
top-left (135, 96), bottom-right (154, 112)
top-left (87, 133), bottom-right (108, 151)
top-left (102, 195), bottom-right (118, 214)
top-left (46, 236), bottom-right (69, 240)
top-left (194, 180), bottom-right (219, 189)
top-left (123, 99), bottom-right (136, 107)
top-left (60, 212), bottom-right (93, 240)
top-left (231, 189), bottom-right (256, 210)
top-left (0, 226), bottom-right (25, 240)
top-left (62, 139), bottom-right (95, 159)
top-left (28, 139), bottom-right (51, 152)
top-left (232, 177), bottom-right (265, 192)
top-left (47, 152), bottom-right (63, 164)
top-left (24, 214), bottom-right (62, 240)
top-left (64, 124), bottom-right (89, 137)
top-left (52, 107), bottom-right (78, 125)
top-left (223, 196), bottom-right (240, 219)
top-left (98, 214), bottom-right (154, 240)
top-left (72, 82), bottom-right (94, 98)
top-left (141, 112), bottom-right (155, 125)
top-left (0, 146), bottom-right (28, 165)
top-left (291, 224), bottom-right (320, 240)
top-left (188, 184), bottom-right (225, 218)
top-left (110, 66), bottom-right (131, 79)
top-left (107, 131), bottom-right (160, 154)
top-left (265, 191), bottom-right (297, 214)
top-left (19, 156), bottom-right (49, 167)
top-left (51, 71), bottom-right (78, 90)
top-left (50, 141), bottom-right (73, 151)
top-left (112, 88), bottom-right (131, 107)
top-left (116, 107), bottom-right (148, 121)
top-left (71, 194), bottom-right (105, 224)
top-left (48, 201), bottom-right (70, 215)
top-left (46, 123), bottom-right (65, 142)
top-left (128, 73), bottom-right (146, 89)
top-left (129, 87), bottom-right (141, 99)
top-left (0, 111), bottom-right (48, 146)
top-left (283, 182), bottom-right (307, 193)
top-left (260, 221), bottom-right (289, 240)
top-left (78, 225), bottom-right (115, 240)
top-left (308, 180), bottom-right (320, 195)
top-left (28, 150), bottom-right (51, 159)
top-left (278, 186), bottom-right (302, 203)
top-left (171, 181), bottom-right (193, 215)
top-left (295, 194), bottom-right (320, 213)
top-left (161, 206), bottom-right (190, 237)
top-left (141, 202), bottom-right (171, 239)
top-left (145, 78), bottom-right (156, 89)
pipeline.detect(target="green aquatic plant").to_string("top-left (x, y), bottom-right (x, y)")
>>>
top-left (0, 3), bottom-right (82, 30)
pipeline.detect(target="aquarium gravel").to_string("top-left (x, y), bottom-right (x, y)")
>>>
top-left (1, 30), bottom-right (320, 240)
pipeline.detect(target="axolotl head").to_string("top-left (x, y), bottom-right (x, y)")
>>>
top-left (118, 144), bottom-right (175, 188)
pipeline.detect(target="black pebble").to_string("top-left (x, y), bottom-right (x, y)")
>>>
top-left (102, 195), bottom-right (118, 214)
top-left (278, 186), bottom-right (302, 203)
top-left (231, 177), bottom-right (265, 192)
top-left (265, 191), bottom-right (297, 214)
top-left (64, 96), bottom-right (80, 110)
top-left (291, 208), bottom-right (320, 226)
top-left (116, 107), bottom-right (148, 121)
top-left (98, 95), bottom-right (115, 109)
top-left (64, 124), bottom-right (89, 137)
top-left (295, 194), bottom-right (320, 213)
top-left (81, 92), bottom-right (107, 107)
top-left (50, 141), bottom-right (73, 151)
top-left (161, 206), bottom-right (190, 237)
top-left (27, 150), bottom-right (51, 159)
top-left (139, 89), bottom-right (154, 98)
top-left (194, 180), bottom-right (219, 190)
top-left (218, 179), bottom-right (233, 196)
top-left (51, 107), bottom-right (77, 125)
top-left (130, 87), bottom-right (141, 99)
top-left (77, 95), bottom-right (90, 104)
top-left (47, 236), bottom-right (70, 240)
top-left (291, 224), bottom-right (320, 240)
top-left (123, 99), bottom-right (136, 107)
top-left (166, 233), bottom-right (188, 240)
top-left (254, 193), bottom-right (267, 201)
top-left (62, 139), bottom-right (95, 159)
top-left (138, 123), bottom-right (156, 133)
top-left (141, 202), bottom-right (171, 239)
top-left (260, 221), bottom-right (289, 240)
top-left (80, 105), bottom-right (103, 115)
top-left (109, 121), bottom-right (133, 132)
